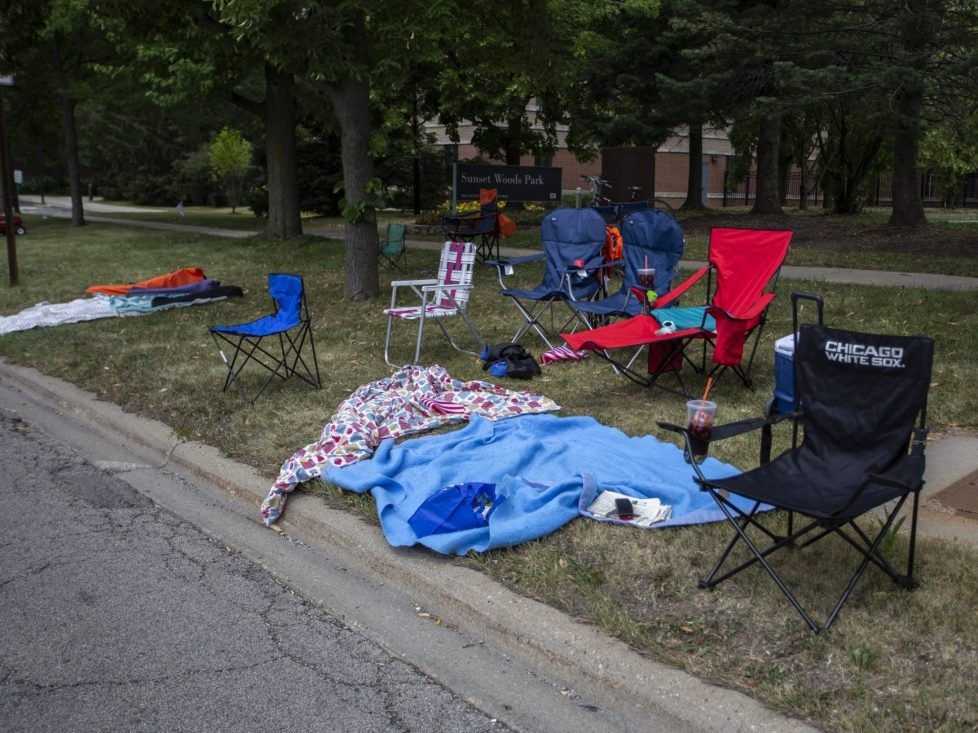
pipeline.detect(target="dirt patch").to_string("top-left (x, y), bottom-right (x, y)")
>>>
top-left (931, 469), bottom-right (978, 519)
top-left (677, 209), bottom-right (978, 258)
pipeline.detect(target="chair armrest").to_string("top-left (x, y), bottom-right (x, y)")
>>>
top-left (628, 285), bottom-right (667, 311)
top-left (559, 254), bottom-right (605, 275)
top-left (659, 411), bottom-right (797, 478)
top-left (421, 282), bottom-right (473, 294)
top-left (487, 253), bottom-right (546, 288)
top-left (486, 253), bottom-right (545, 269)
top-left (708, 292), bottom-right (776, 322)
top-left (829, 445), bottom-right (928, 519)
top-left (653, 265), bottom-right (711, 308)
top-left (559, 254), bottom-right (607, 298)
top-left (443, 211), bottom-right (498, 235)
top-left (867, 461), bottom-right (925, 492)
top-left (867, 430), bottom-right (928, 491)
top-left (389, 278), bottom-right (440, 308)
top-left (658, 416), bottom-right (773, 443)
top-left (391, 278), bottom-right (438, 289)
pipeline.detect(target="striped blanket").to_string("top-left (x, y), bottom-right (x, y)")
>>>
top-left (261, 365), bottom-right (560, 525)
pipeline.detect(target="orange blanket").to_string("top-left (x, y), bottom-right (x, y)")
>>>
top-left (86, 267), bottom-right (206, 296)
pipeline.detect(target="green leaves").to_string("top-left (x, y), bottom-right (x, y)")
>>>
top-left (209, 127), bottom-right (252, 211)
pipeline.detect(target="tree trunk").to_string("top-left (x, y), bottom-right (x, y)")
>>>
top-left (889, 88), bottom-right (927, 227)
top-left (752, 109), bottom-right (782, 215)
top-left (264, 65), bottom-right (303, 238)
top-left (888, 0), bottom-right (933, 228)
top-left (322, 75), bottom-right (379, 301)
top-left (411, 95), bottom-right (422, 215)
top-left (681, 121), bottom-right (705, 210)
top-left (52, 42), bottom-right (85, 227)
top-left (61, 95), bottom-right (85, 227)
top-left (824, 108), bottom-right (884, 215)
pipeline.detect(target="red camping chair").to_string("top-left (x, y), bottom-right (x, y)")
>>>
top-left (562, 228), bottom-right (792, 397)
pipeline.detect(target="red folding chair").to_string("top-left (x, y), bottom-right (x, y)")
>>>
top-left (562, 228), bottom-right (792, 397)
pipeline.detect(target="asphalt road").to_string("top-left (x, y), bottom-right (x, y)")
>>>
top-left (0, 407), bottom-right (511, 733)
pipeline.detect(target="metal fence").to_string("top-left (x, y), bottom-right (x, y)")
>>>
top-left (722, 172), bottom-right (823, 208)
top-left (723, 170), bottom-right (978, 208)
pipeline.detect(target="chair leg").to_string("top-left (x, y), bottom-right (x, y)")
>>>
top-left (510, 299), bottom-right (585, 351)
top-left (702, 488), bottom-right (921, 633)
top-left (703, 494), bottom-right (824, 632)
top-left (213, 332), bottom-right (282, 404)
top-left (384, 313), bottom-right (398, 366)
top-left (383, 311), bottom-right (431, 367)
top-left (414, 310), bottom-right (428, 365)
top-left (595, 337), bottom-right (695, 397)
top-left (212, 324), bottom-right (320, 404)
top-left (433, 310), bottom-right (483, 357)
top-left (281, 325), bottom-right (321, 388)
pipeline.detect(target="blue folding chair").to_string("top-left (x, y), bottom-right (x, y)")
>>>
top-left (210, 273), bottom-right (321, 404)
top-left (570, 207), bottom-right (685, 324)
top-left (488, 207), bottom-right (607, 350)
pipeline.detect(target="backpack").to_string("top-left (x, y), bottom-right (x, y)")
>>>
top-left (480, 343), bottom-right (542, 380)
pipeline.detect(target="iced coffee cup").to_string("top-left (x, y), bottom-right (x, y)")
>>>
top-left (637, 267), bottom-right (656, 289)
top-left (686, 399), bottom-right (717, 463)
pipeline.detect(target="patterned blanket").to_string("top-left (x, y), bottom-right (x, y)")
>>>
top-left (261, 365), bottom-right (560, 525)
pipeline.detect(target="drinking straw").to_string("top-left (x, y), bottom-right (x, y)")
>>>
top-left (644, 255), bottom-right (648, 269)
top-left (701, 377), bottom-right (714, 402)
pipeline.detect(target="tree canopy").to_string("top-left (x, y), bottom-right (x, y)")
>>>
top-left (3, 0), bottom-right (978, 299)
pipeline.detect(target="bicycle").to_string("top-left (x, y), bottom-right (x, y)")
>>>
top-left (581, 174), bottom-right (614, 207)
top-left (617, 183), bottom-right (676, 216)
top-left (580, 175), bottom-right (676, 219)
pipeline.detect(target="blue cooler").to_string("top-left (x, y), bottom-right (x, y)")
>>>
top-left (774, 333), bottom-right (797, 412)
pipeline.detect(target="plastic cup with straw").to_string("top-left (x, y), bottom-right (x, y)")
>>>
top-left (686, 378), bottom-right (716, 463)
top-left (638, 255), bottom-right (656, 303)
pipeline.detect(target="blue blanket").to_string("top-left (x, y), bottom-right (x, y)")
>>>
top-left (325, 413), bottom-right (753, 555)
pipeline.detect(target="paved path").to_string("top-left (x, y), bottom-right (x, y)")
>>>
top-left (20, 196), bottom-right (978, 291)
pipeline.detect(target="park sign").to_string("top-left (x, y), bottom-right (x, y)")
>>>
top-left (453, 163), bottom-right (562, 203)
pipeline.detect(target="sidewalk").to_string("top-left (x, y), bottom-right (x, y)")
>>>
top-left (402, 237), bottom-right (978, 291)
top-left (21, 196), bottom-right (978, 291)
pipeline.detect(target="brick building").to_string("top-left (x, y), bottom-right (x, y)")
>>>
top-left (426, 110), bottom-right (740, 208)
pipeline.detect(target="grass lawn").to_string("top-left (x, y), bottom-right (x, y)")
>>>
top-left (2, 206), bottom-right (978, 732)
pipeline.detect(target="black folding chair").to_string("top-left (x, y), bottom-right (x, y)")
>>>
top-left (441, 188), bottom-right (501, 262)
top-left (660, 323), bottom-right (935, 633)
top-left (210, 273), bottom-right (321, 404)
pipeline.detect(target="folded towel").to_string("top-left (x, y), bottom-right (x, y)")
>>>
top-left (540, 345), bottom-right (590, 365)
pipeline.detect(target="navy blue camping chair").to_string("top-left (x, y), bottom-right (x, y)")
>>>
top-left (570, 207), bottom-right (685, 324)
top-left (210, 273), bottom-right (321, 404)
top-left (488, 207), bottom-right (608, 350)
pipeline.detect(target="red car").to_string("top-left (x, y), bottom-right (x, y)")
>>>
top-left (0, 212), bottom-right (26, 235)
